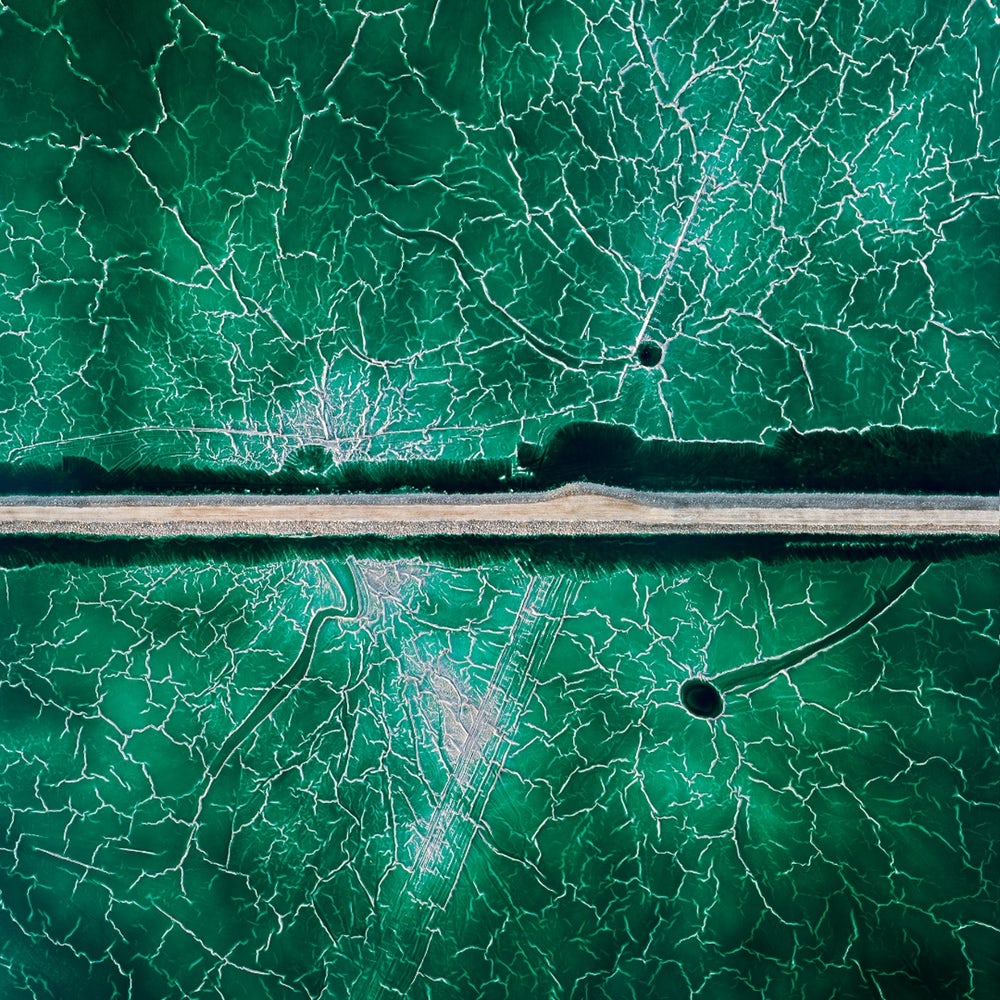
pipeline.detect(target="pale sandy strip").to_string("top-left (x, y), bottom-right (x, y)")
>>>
top-left (0, 487), bottom-right (995, 537)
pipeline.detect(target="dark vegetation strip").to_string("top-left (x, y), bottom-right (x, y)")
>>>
top-left (517, 424), bottom-right (1000, 495)
top-left (1, 426), bottom-right (997, 495)
top-left (0, 534), bottom-right (994, 577)
top-left (0, 456), bottom-right (511, 496)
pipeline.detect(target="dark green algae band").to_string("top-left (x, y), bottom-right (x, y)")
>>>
top-left (517, 424), bottom-right (1000, 495)
top-left (0, 533), bottom-right (994, 575)
top-left (1, 426), bottom-right (997, 495)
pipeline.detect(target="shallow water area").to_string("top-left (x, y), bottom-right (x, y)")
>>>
top-left (0, 0), bottom-right (998, 996)
top-left (0, 0), bottom-right (997, 475)
top-left (0, 539), bottom-right (996, 997)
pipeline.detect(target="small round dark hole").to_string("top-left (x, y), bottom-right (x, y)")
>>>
top-left (680, 678), bottom-right (724, 719)
top-left (635, 341), bottom-right (662, 367)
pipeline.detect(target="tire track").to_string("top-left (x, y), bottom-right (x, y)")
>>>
top-left (357, 573), bottom-right (578, 998)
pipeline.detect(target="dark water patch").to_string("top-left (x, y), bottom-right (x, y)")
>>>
top-left (0, 455), bottom-right (513, 496)
top-left (635, 341), bottom-right (662, 367)
top-left (680, 678), bottom-right (724, 719)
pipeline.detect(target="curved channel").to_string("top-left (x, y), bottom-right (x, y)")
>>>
top-left (711, 562), bottom-right (927, 697)
top-left (203, 560), bottom-right (363, 784)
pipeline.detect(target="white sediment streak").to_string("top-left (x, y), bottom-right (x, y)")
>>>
top-left (0, 486), bottom-right (995, 537)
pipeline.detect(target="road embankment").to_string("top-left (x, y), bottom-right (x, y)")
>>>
top-left (0, 486), bottom-right (995, 537)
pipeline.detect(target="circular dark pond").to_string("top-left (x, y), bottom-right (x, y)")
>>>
top-left (635, 341), bottom-right (663, 367)
top-left (680, 678), bottom-right (724, 719)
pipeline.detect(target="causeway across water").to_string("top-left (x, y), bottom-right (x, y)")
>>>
top-left (0, 486), bottom-right (995, 536)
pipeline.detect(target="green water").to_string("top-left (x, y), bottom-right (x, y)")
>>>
top-left (0, 0), bottom-right (997, 474)
top-left (0, 541), bottom-right (996, 997)
top-left (1, 1), bottom-right (998, 996)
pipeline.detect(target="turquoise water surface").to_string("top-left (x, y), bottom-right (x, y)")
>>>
top-left (0, 539), bottom-right (997, 997)
top-left (0, 0), bottom-right (997, 474)
top-left (0, 1), bottom-right (998, 996)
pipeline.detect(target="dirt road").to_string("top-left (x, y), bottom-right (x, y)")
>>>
top-left (0, 486), bottom-right (995, 536)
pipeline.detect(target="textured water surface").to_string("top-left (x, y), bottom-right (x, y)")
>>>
top-left (0, 540), bottom-right (996, 997)
top-left (2, 2), bottom-right (998, 996)
top-left (0, 0), bottom-right (997, 473)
